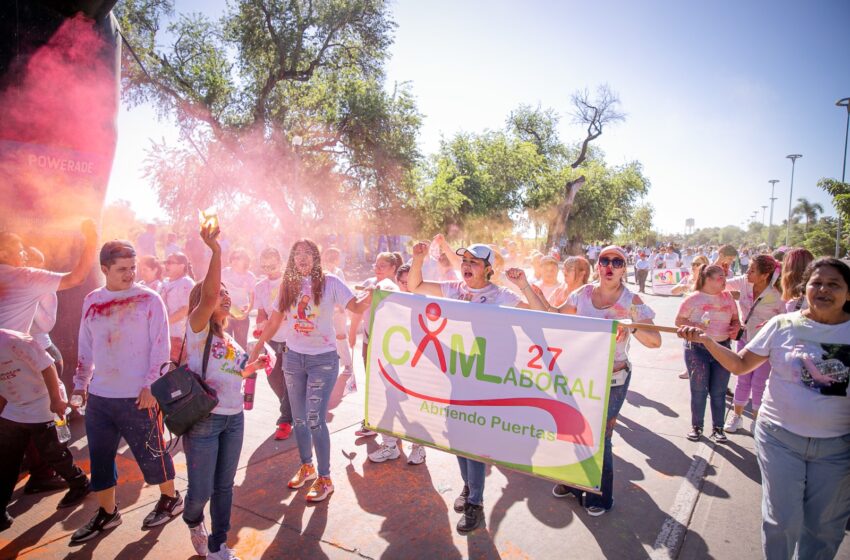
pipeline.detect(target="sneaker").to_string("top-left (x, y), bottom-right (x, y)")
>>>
top-left (354, 421), bottom-right (377, 437)
top-left (552, 484), bottom-right (575, 498)
top-left (207, 544), bottom-right (241, 560)
top-left (343, 376), bottom-right (357, 396)
top-left (456, 503), bottom-right (484, 533)
top-left (678, 371), bottom-right (690, 380)
top-left (288, 463), bottom-right (317, 489)
top-left (0, 510), bottom-right (12, 531)
top-left (58, 480), bottom-right (91, 509)
top-left (686, 426), bottom-right (702, 442)
top-left (724, 414), bottom-right (743, 433)
top-left (407, 444), bottom-right (426, 465)
top-left (586, 502), bottom-right (612, 517)
top-left (306, 477), bottom-right (334, 502)
top-left (24, 474), bottom-right (67, 494)
top-left (70, 506), bottom-right (122, 543)
top-left (142, 491), bottom-right (184, 528)
top-left (453, 485), bottom-right (469, 513)
top-left (189, 522), bottom-right (209, 556)
top-left (711, 427), bottom-right (728, 444)
top-left (369, 444), bottom-right (400, 463)
top-left (274, 422), bottom-right (292, 440)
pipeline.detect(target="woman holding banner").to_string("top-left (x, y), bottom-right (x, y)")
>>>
top-left (677, 258), bottom-right (850, 560)
top-left (548, 245), bottom-right (661, 516)
top-left (409, 241), bottom-right (548, 534)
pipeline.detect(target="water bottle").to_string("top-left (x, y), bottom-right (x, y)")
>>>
top-left (70, 394), bottom-right (85, 416)
top-left (243, 373), bottom-right (257, 411)
top-left (700, 311), bottom-right (711, 329)
top-left (55, 415), bottom-right (71, 443)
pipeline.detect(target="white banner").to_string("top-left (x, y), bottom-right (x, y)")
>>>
top-left (365, 290), bottom-right (617, 491)
top-left (652, 268), bottom-right (688, 296)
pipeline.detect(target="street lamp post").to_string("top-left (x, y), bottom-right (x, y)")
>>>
top-left (836, 98), bottom-right (849, 257)
top-left (761, 205), bottom-right (768, 225)
top-left (785, 154), bottom-right (802, 246)
top-left (768, 179), bottom-right (779, 248)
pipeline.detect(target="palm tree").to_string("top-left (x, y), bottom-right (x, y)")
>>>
top-left (792, 197), bottom-right (824, 234)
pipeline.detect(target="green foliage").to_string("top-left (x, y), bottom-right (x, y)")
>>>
top-left (619, 203), bottom-right (654, 245)
top-left (115, 0), bottom-right (419, 232)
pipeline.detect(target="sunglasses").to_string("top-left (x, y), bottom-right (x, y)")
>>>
top-left (598, 256), bottom-right (626, 269)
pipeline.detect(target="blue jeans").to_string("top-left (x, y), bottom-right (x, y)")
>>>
top-left (685, 341), bottom-right (731, 429)
top-left (457, 457), bottom-right (486, 506)
top-left (285, 350), bottom-right (339, 477)
top-left (182, 412), bottom-right (244, 554)
top-left (85, 394), bottom-right (175, 491)
top-left (562, 370), bottom-right (631, 510)
top-left (754, 419), bottom-right (850, 560)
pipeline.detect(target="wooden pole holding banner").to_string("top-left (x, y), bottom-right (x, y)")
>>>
top-left (618, 320), bottom-right (680, 334)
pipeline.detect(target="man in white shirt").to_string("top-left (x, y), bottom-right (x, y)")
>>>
top-left (70, 241), bottom-right (181, 544)
top-left (0, 221), bottom-right (98, 334)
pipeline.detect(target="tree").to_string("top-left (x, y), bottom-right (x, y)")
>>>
top-left (792, 197), bottom-right (824, 233)
top-left (618, 202), bottom-right (654, 246)
top-left (818, 178), bottom-right (850, 254)
top-left (115, 0), bottom-right (421, 233)
top-left (545, 85), bottom-right (625, 248)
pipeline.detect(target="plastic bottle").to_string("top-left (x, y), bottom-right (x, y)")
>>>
top-left (55, 415), bottom-right (71, 443)
top-left (70, 394), bottom-right (85, 416)
top-left (700, 311), bottom-right (711, 329)
top-left (243, 373), bottom-right (257, 410)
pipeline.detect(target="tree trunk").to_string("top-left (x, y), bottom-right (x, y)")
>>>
top-left (545, 176), bottom-right (586, 252)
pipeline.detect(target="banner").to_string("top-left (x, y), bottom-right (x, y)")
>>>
top-left (652, 268), bottom-right (688, 296)
top-left (365, 290), bottom-right (617, 492)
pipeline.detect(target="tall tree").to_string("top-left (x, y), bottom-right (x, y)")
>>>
top-left (116, 0), bottom-right (420, 232)
top-left (792, 197), bottom-right (824, 233)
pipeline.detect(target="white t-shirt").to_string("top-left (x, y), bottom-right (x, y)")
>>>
top-left (746, 312), bottom-right (850, 438)
top-left (0, 265), bottom-right (62, 333)
top-left (0, 329), bottom-right (56, 423)
top-left (440, 281), bottom-right (521, 307)
top-left (567, 283), bottom-right (656, 363)
top-left (725, 276), bottom-right (785, 340)
top-left (222, 268), bottom-right (256, 320)
top-left (535, 281), bottom-right (565, 304)
top-left (254, 276), bottom-right (287, 343)
top-left (186, 323), bottom-right (246, 415)
top-left (74, 285), bottom-right (171, 398)
top-left (274, 274), bottom-right (354, 355)
top-left (30, 292), bottom-right (58, 349)
top-left (663, 254), bottom-right (680, 268)
top-left (161, 276), bottom-right (195, 338)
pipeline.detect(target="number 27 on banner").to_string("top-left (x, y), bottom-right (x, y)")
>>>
top-left (527, 345), bottom-right (563, 371)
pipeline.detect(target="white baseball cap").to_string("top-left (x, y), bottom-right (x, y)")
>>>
top-left (456, 244), bottom-right (493, 266)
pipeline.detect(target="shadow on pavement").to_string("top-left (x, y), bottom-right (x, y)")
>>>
top-left (626, 390), bottom-right (679, 418)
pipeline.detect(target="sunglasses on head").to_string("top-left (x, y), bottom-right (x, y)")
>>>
top-left (598, 256), bottom-right (626, 269)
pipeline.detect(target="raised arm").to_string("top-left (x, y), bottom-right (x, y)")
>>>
top-left (188, 224), bottom-right (222, 334)
top-left (58, 219), bottom-right (98, 291)
top-left (505, 268), bottom-right (548, 311)
top-left (409, 241), bottom-right (444, 297)
top-left (434, 234), bottom-right (462, 269)
top-left (677, 326), bottom-right (767, 374)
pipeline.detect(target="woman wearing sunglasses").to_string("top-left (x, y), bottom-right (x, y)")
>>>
top-left (547, 245), bottom-right (661, 516)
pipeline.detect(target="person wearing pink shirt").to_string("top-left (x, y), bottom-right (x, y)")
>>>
top-left (675, 264), bottom-right (740, 443)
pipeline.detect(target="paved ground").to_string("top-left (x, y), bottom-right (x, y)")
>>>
top-left (2, 281), bottom-right (849, 559)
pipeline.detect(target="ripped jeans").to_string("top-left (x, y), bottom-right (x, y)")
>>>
top-left (284, 350), bottom-right (340, 477)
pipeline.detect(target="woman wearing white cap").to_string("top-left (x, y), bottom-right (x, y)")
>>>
top-left (547, 245), bottom-right (661, 516)
top-left (409, 240), bottom-right (547, 534)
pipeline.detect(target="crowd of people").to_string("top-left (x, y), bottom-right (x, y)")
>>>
top-left (0, 220), bottom-right (848, 560)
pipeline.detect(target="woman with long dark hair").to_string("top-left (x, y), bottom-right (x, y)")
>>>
top-left (723, 255), bottom-right (785, 434)
top-left (182, 225), bottom-right (267, 560)
top-left (251, 239), bottom-right (373, 502)
top-left (678, 258), bottom-right (850, 559)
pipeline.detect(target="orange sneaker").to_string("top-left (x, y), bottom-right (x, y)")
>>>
top-left (288, 464), bottom-right (317, 489)
top-left (306, 477), bottom-right (334, 502)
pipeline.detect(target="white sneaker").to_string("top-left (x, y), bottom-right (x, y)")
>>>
top-left (208, 545), bottom-right (240, 560)
top-left (189, 522), bottom-right (209, 556)
top-left (724, 414), bottom-right (743, 433)
top-left (369, 444), bottom-right (400, 463)
top-left (407, 444), bottom-right (426, 465)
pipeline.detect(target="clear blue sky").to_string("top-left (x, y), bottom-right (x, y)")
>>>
top-left (107, 0), bottom-right (850, 235)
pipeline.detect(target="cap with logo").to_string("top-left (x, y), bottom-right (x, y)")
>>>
top-left (455, 244), bottom-right (493, 267)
